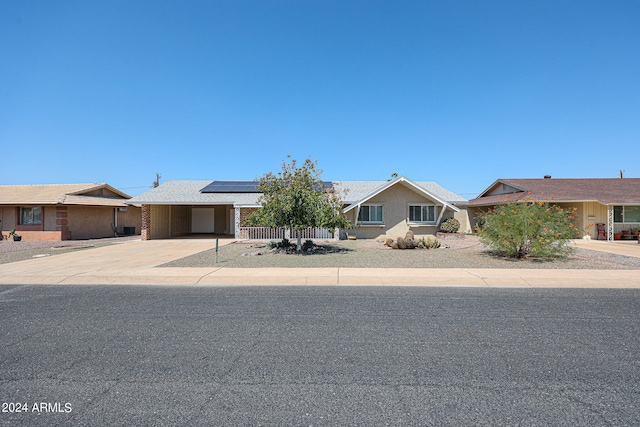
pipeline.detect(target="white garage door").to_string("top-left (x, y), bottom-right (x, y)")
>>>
top-left (192, 208), bottom-right (215, 233)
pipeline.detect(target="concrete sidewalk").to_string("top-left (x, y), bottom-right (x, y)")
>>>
top-left (0, 238), bottom-right (639, 288)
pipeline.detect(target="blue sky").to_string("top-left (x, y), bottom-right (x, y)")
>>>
top-left (1, 1), bottom-right (639, 198)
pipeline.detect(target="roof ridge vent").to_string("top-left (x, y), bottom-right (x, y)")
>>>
top-left (544, 175), bottom-right (552, 179)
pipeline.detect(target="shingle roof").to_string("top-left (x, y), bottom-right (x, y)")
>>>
top-left (468, 178), bottom-right (640, 206)
top-left (0, 183), bottom-right (131, 206)
top-left (128, 179), bottom-right (468, 207)
top-left (335, 181), bottom-right (467, 205)
top-left (128, 181), bottom-right (262, 206)
top-left (335, 176), bottom-right (466, 212)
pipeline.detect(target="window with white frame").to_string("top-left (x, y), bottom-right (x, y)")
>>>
top-left (357, 205), bottom-right (383, 224)
top-left (409, 205), bottom-right (436, 223)
top-left (20, 206), bottom-right (42, 225)
top-left (614, 206), bottom-right (640, 223)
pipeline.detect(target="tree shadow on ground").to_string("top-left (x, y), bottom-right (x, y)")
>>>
top-left (247, 243), bottom-right (354, 256)
top-left (479, 250), bottom-right (573, 264)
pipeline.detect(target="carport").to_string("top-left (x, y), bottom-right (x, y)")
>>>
top-left (141, 204), bottom-right (236, 240)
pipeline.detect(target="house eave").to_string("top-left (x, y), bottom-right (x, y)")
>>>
top-left (343, 176), bottom-right (460, 213)
top-left (476, 179), bottom-right (529, 198)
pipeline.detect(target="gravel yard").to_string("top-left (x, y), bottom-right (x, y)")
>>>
top-left (1, 235), bottom-right (638, 270)
top-left (161, 236), bottom-right (640, 270)
top-left (0, 236), bottom-right (140, 265)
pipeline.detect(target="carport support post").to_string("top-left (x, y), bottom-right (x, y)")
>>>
top-left (607, 205), bottom-right (614, 242)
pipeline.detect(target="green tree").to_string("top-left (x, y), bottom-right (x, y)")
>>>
top-left (477, 199), bottom-right (581, 258)
top-left (247, 156), bottom-right (351, 252)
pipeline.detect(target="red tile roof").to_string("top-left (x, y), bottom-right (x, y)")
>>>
top-left (468, 178), bottom-right (640, 206)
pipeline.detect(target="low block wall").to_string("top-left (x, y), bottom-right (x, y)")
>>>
top-left (2, 230), bottom-right (63, 241)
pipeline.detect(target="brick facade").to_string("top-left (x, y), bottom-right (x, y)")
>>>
top-left (141, 205), bottom-right (151, 240)
top-left (56, 206), bottom-right (71, 240)
top-left (239, 207), bottom-right (257, 226)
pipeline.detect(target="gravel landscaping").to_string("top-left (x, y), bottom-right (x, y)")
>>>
top-left (1, 235), bottom-right (638, 270)
top-left (0, 236), bottom-right (140, 265)
top-left (161, 236), bottom-right (640, 270)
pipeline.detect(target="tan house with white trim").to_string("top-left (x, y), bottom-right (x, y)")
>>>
top-left (468, 177), bottom-right (640, 241)
top-left (0, 183), bottom-right (141, 241)
top-left (336, 177), bottom-right (469, 240)
top-left (128, 176), bottom-right (470, 241)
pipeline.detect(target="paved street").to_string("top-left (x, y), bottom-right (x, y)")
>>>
top-left (1, 285), bottom-right (639, 426)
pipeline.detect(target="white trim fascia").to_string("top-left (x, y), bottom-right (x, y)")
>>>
top-left (67, 183), bottom-right (132, 199)
top-left (343, 176), bottom-right (459, 213)
top-left (476, 179), bottom-right (529, 199)
top-left (436, 204), bottom-right (446, 224)
top-left (469, 199), bottom-right (606, 208)
top-left (233, 204), bottom-right (261, 208)
top-left (125, 201), bottom-right (243, 206)
top-left (475, 179), bottom-right (504, 198)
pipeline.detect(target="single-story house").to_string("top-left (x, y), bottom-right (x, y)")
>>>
top-left (0, 183), bottom-right (142, 241)
top-left (127, 176), bottom-right (470, 240)
top-left (468, 177), bottom-right (640, 241)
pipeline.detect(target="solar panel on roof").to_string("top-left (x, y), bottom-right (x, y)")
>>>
top-left (200, 181), bottom-right (261, 193)
top-left (200, 180), bottom-right (335, 193)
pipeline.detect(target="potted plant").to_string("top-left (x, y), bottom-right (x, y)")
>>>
top-left (632, 227), bottom-right (640, 237)
top-left (8, 229), bottom-right (22, 241)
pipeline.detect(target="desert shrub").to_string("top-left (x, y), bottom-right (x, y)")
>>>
top-left (302, 240), bottom-right (314, 251)
top-left (269, 238), bottom-right (292, 249)
top-left (477, 200), bottom-right (580, 258)
top-left (474, 214), bottom-right (487, 233)
top-left (440, 218), bottom-right (460, 233)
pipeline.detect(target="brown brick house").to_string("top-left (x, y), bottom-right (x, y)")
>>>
top-left (0, 183), bottom-right (141, 241)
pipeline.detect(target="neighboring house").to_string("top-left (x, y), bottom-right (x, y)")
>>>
top-left (468, 177), bottom-right (640, 241)
top-left (127, 176), bottom-right (470, 241)
top-left (0, 183), bottom-right (142, 241)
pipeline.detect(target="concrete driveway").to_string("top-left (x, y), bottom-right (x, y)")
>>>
top-left (0, 238), bottom-right (231, 285)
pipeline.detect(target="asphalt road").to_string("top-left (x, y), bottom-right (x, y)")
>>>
top-left (1, 285), bottom-right (639, 426)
